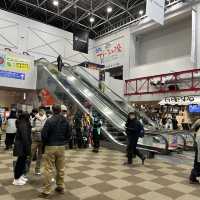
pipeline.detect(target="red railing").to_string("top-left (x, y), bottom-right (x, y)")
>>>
top-left (124, 68), bottom-right (200, 96)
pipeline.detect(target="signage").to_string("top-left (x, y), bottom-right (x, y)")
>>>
top-left (73, 29), bottom-right (89, 54)
top-left (0, 51), bottom-right (36, 90)
top-left (96, 42), bottom-right (124, 65)
top-left (146, 0), bottom-right (165, 25)
top-left (0, 70), bottom-right (25, 80)
top-left (159, 96), bottom-right (200, 106)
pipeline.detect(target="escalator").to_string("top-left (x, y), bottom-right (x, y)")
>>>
top-left (36, 58), bottom-right (170, 154)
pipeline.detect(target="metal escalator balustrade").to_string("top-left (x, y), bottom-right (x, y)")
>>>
top-left (36, 58), bottom-right (172, 154)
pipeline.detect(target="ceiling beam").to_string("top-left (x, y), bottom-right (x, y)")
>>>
top-left (17, 0), bottom-right (95, 33)
top-left (93, 1), bottom-right (145, 29)
top-left (107, 0), bottom-right (135, 19)
top-left (30, 0), bottom-right (48, 16)
top-left (48, 0), bottom-right (81, 23)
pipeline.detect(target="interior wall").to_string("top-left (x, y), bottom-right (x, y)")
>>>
top-left (136, 17), bottom-right (192, 66)
top-left (129, 16), bottom-right (194, 80)
top-left (0, 9), bottom-right (95, 65)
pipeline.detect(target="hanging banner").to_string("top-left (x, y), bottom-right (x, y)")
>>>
top-left (73, 29), bottom-right (89, 54)
top-left (146, 0), bottom-right (165, 25)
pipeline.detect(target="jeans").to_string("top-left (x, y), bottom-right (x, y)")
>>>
top-left (127, 136), bottom-right (144, 164)
top-left (5, 133), bottom-right (16, 149)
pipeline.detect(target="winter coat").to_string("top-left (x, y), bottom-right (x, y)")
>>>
top-left (42, 114), bottom-right (70, 146)
top-left (6, 118), bottom-right (17, 134)
top-left (13, 121), bottom-right (32, 157)
top-left (192, 119), bottom-right (200, 162)
top-left (125, 118), bottom-right (143, 138)
top-left (32, 114), bottom-right (47, 142)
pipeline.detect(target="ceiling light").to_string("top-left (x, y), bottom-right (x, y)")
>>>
top-left (89, 16), bottom-right (95, 23)
top-left (53, 0), bottom-right (59, 6)
top-left (107, 6), bottom-right (113, 13)
top-left (139, 10), bottom-right (144, 16)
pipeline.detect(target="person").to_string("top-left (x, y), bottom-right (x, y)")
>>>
top-left (172, 115), bottom-right (178, 130)
top-left (5, 109), bottom-right (17, 150)
top-left (39, 104), bottom-right (70, 198)
top-left (13, 112), bottom-right (32, 186)
top-left (0, 114), bottom-right (2, 131)
top-left (31, 108), bottom-right (47, 175)
top-left (57, 55), bottom-right (63, 72)
top-left (189, 118), bottom-right (200, 184)
top-left (74, 111), bottom-right (83, 148)
top-left (92, 116), bottom-right (102, 153)
top-left (46, 110), bottom-right (53, 119)
top-left (125, 112), bottom-right (145, 165)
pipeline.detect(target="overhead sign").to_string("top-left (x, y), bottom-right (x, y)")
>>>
top-left (146, 0), bottom-right (165, 25)
top-left (159, 96), bottom-right (200, 106)
top-left (73, 29), bottom-right (89, 54)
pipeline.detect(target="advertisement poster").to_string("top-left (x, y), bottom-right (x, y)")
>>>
top-left (96, 40), bottom-right (125, 68)
top-left (0, 51), bottom-right (36, 89)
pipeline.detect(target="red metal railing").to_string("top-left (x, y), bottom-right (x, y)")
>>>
top-left (124, 68), bottom-right (200, 96)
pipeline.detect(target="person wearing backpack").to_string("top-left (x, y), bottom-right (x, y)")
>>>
top-left (125, 112), bottom-right (146, 165)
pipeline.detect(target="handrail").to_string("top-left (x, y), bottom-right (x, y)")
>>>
top-left (65, 63), bottom-right (156, 128)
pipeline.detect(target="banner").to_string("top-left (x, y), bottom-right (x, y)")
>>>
top-left (146, 0), bottom-right (165, 25)
top-left (96, 41), bottom-right (124, 67)
top-left (0, 51), bottom-right (36, 89)
top-left (73, 29), bottom-right (89, 54)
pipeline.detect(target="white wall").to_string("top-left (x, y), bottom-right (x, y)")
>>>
top-left (0, 9), bottom-right (95, 66)
top-left (136, 18), bottom-right (191, 66)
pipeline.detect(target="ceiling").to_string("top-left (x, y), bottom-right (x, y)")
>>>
top-left (0, 0), bottom-right (178, 39)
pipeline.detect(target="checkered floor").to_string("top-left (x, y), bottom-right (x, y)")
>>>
top-left (0, 147), bottom-right (199, 200)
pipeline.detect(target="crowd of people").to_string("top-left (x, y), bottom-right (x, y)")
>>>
top-left (0, 104), bottom-right (106, 197)
top-left (2, 103), bottom-right (200, 198)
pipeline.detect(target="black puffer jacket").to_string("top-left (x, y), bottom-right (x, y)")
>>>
top-left (125, 118), bottom-right (143, 138)
top-left (42, 114), bottom-right (70, 146)
top-left (13, 121), bottom-right (32, 157)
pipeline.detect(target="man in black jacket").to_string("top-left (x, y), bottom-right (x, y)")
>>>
top-left (125, 112), bottom-right (145, 165)
top-left (39, 105), bottom-right (70, 198)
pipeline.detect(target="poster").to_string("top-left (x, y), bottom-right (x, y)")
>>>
top-left (0, 51), bottom-right (36, 89)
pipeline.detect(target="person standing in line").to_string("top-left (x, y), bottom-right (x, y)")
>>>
top-left (125, 112), bottom-right (146, 165)
top-left (189, 118), bottom-right (200, 184)
top-left (13, 112), bottom-right (32, 186)
top-left (57, 55), bottom-right (63, 72)
top-left (31, 108), bottom-right (47, 175)
top-left (74, 111), bottom-right (83, 148)
top-left (39, 105), bottom-right (70, 198)
top-left (0, 114), bottom-right (2, 131)
top-left (5, 109), bottom-right (17, 150)
top-left (92, 116), bottom-right (102, 153)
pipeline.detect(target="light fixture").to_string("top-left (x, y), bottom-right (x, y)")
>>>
top-left (107, 6), bottom-right (113, 13)
top-left (53, 0), bottom-right (59, 6)
top-left (139, 10), bottom-right (144, 16)
top-left (89, 16), bottom-right (95, 23)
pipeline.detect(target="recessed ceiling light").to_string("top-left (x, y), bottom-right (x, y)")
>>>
top-left (139, 10), bottom-right (144, 16)
top-left (53, 0), bottom-right (59, 6)
top-left (107, 6), bottom-right (113, 13)
top-left (89, 16), bottom-right (95, 23)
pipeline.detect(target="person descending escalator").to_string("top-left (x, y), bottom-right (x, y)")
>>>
top-left (125, 112), bottom-right (146, 165)
top-left (189, 118), bottom-right (200, 184)
top-left (57, 55), bottom-right (63, 72)
top-left (92, 115), bottom-right (102, 153)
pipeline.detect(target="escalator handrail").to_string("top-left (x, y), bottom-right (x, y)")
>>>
top-left (65, 63), bottom-right (156, 128)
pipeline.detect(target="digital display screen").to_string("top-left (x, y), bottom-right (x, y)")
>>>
top-left (189, 104), bottom-right (200, 113)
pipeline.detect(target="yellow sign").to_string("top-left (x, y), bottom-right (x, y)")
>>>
top-left (5, 53), bottom-right (31, 72)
